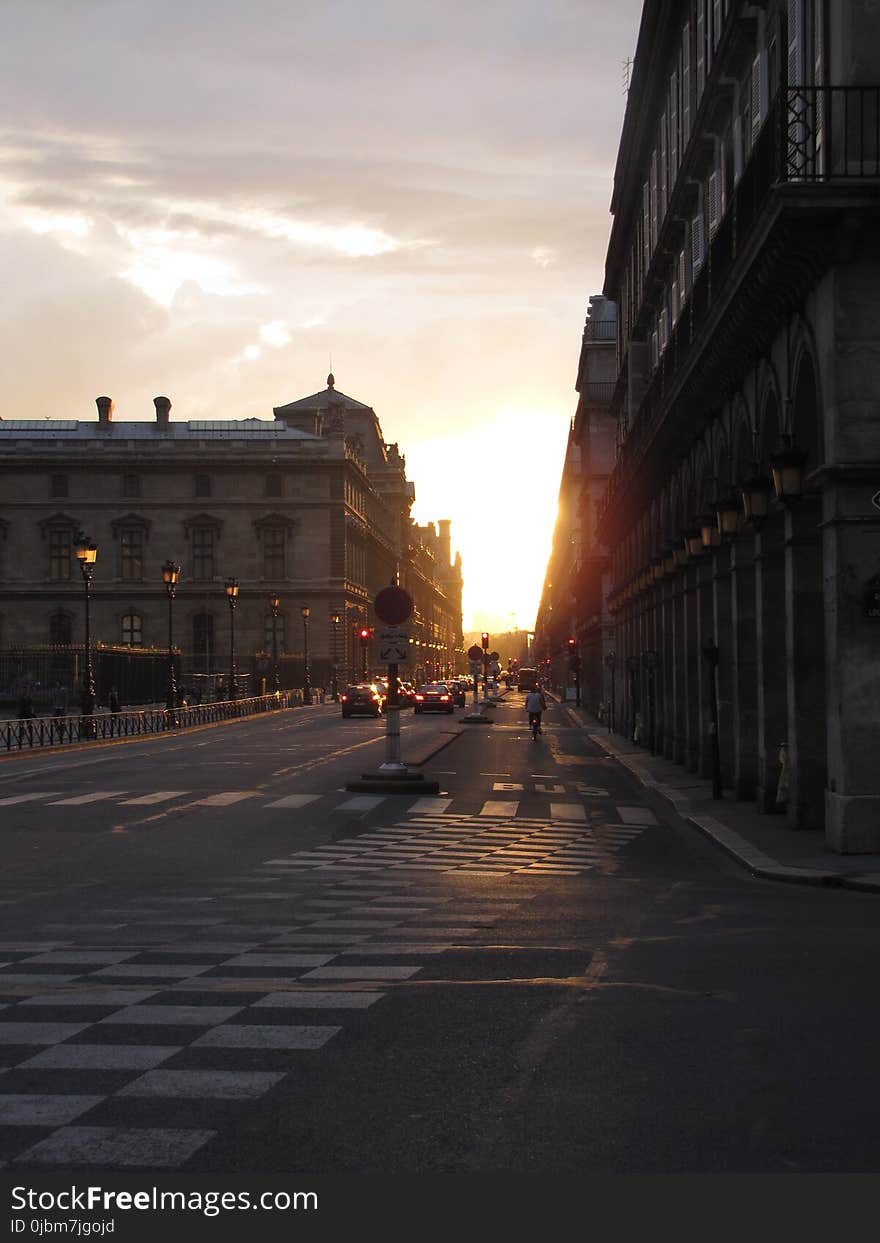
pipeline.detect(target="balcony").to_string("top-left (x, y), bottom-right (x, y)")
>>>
top-left (598, 84), bottom-right (880, 544)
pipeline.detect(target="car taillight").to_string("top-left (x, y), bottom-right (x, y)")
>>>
top-left (415, 694), bottom-right (424, 701)
top-left (340, 694), bottom-right (348, 702)
top-left (439, 694), bottom-right (450, 701)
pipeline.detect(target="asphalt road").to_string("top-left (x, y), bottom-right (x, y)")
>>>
top-left (1, 692), bottom-right (879, 1182)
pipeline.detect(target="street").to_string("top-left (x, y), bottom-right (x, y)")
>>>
top-left (0, 692), bottom-right (878, 1176)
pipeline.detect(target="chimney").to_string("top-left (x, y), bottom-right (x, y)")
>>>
top-left (95, 395), bottom-right (114, 425)
top-left (154, 395), bottom-right (171, 428)
top-left (438, 518), bottom-right (452, 568)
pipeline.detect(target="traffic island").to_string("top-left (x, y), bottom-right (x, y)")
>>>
top-left (345, 768), bottom-right (440, 794)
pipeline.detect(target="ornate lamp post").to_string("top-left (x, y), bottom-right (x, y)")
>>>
top-left (301, 605), bottom-right (312, 704)
top-left (74, 534), bottom-right (98, 731)
top-left (162, 560), bottom-right (180, 716)
top-left (269, 595), bottom-right (281, 694)
top-left (225, 578), bottom-right (239, 700)
top-left (330, 610), bottom-right (340, 701)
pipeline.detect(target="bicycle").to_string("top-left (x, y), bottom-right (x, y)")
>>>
top-left (529, 712), bottom-right (542, 741)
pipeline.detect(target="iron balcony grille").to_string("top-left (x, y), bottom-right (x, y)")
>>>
top-left (785, 85), bottom-right (880, 181)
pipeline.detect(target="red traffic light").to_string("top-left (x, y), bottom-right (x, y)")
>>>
top-left (358, 627), bottom-right (370, 641)
top-left (481, 632), bottom-right (489, 650)
top-left (567, 637), bottom-right (577, 648)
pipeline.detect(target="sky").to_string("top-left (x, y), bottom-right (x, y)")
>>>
top-left (0, 0), bottom-right (643, 633)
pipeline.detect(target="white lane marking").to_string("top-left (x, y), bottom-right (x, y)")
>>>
top-left (335, 796), bottom-right (384, 811)
top-left (479, 801), bottom-right (519, 817)
top-left (13, 1124), bottom-right (215, 1168)
top-left (263, 794), bottom-right (322, 809)
top-left (117, 1070), bottom-right (284, 1099)
top-left (407, 798), bottom-right (452, 814)
top-left (535, 783), bottom-right (566, 794)
top-left (549, 803), bottom-right (588, 821)
top-left (47, 792), bottom-right (128, 805)
top-left (253, 991), bottom-right (384, 1008)
top-left (0, 793), bottom-right (62, 805)
top-left (192, 1024), bottom-right (340, 1050)
top-left (119, 792), bottom-right (190, 805)
top-left (492, 783), bottom-right (523, 792)
top-left (301, 965), bottom-right (421, 981)
top-left (615, 805), bottom-right (658, 825)
top-left (193, 791), bottom-right (261, 806)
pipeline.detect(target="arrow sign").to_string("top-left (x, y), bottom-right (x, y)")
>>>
top-left (872, 491), bottom-right (880, 512)
top-left (378, 628), bottom-right (410, 662)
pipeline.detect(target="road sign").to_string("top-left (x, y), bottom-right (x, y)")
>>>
top-left (873, 491), bottom-right (880, 512)
top-left (467, 643), bottom-right (483, 661)
top-left (374, 585), bottom-right (414, 626)
top-left (378, 627), bottom-right (410, 662)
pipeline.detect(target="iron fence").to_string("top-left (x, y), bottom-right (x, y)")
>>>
top-left (0, 692), bottom-right (296, 752)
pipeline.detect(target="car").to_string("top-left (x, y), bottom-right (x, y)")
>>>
top-left (413, 683), bottom-right (455, 714)
top-left (340, 683), bottom-right (384, 717)
top-left (447, 679), bottom-right (468, 707)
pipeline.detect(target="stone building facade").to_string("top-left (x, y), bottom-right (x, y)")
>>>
top-left (0, 376), bottom-right (462, 700)
top-left (540, 0), bottom-right (880, 853)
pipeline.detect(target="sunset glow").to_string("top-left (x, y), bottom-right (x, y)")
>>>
top-left (0, 0), bottom-right (642, 633)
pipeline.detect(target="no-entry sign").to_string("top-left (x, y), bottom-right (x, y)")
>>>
top-left (374, 585), bottom-right (414, 626)
top-left (467, 643), bottom-right (483, 661)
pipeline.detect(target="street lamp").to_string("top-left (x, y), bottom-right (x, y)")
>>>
top-left (301, 605), bottom-right (312, 704)
top-left (269, 595), bottom-right (281, 694)
top-left (225, 578), bottom-right (239, 700)
top-left (330, 610), bottom-right (340, 701)
top-left (162, 560), bottom-right (180, 716)
top-left (73, 533), bottom-right (97, 732)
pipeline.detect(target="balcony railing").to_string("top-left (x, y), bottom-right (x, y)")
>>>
top-left (584, 320), bottom-right (617, 342)
top-left (580, 381), bottom-right (616, 404)
top-left (785, 85), bottom-right (880, 181)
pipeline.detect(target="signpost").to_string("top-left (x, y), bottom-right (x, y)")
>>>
top-left (345, 581), bottom-right (438, 793)
top-left (462, 641), bottom-right (491, 723)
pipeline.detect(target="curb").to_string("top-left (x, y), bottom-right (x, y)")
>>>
top-left (564, 705), bottom-right (880, 894)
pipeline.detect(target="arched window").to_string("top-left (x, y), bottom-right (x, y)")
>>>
top-left (121, 613), bottom-right (143, 646)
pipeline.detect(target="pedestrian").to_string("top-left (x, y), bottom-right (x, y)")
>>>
top-left (109, 688), bottom-right (121, 713)
top-left (17, 690), bottom-right (34, 720)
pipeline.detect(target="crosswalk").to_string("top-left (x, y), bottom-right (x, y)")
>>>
top-left (0, 785), bottom-right (656, 830)
top-left (0, 870), bottom-right (532, 1172)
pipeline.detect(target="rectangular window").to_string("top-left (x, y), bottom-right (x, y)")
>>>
top-left (696, 2), bottom-right (706, 98)
top-left (263, 528), bottom-right (285, 579)
top-left (708, 169), bottom-right (721, 234)
top-left (50, 474), bottom-right (68, 499)
top-left (669, 69), bottom-right (679, 176)
top-left (121, 529), bottom-right (144, 580)
top-left (49, 529), bottom-right (72, 581)
top-left (192, 528), bottom-right (215, 580)
top-left (691, 213), bottom-right (705, 275)
top-left (751, 50), bottom-right (767, 140)
top-left (122, 473), bottom-right (141, 498)
top-left (195, 474), bottom-right (212, 498)
top-left (121, 613), bottom-right (143, 645)
top-left (265, 612), bottom-right (286, 653)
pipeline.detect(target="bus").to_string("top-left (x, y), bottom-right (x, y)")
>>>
top-left (517, 667), bottom-right (540, 691)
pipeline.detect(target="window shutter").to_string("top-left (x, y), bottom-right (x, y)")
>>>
top-left (659, 111), bottom-right (668, 218)
top-left (751, 51), bottom-right (767, 140)
top-left (696, 3), bottom-right (706, 99)
top-left (707, 170), bottom-right (721, 234)
top-left (651, 330), bottom-right (659, 369)
top-left (650, 150), bottom-right (659, 244)
top-left (713, 0), bottom-right (723, 50)
top-left (691, 213), bottom-right (705, 274)
top-left (678, 249), bottom-right (688, 302)
top-left (732, 114), bottom-right (743, 181)
top-left (659, 307), bottom-right (669, 351)
top-left (787, 0), bottom-right (802, 87)
top-left (681, 23), bottom-right (691, 145)
top-left (671, 276), bottom-right (680, 324)
top-left (669, 70), bottom-right (679, 175)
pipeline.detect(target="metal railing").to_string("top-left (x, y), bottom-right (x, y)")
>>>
top-left (0, 692), bottom-right (296, 752)
top-left (785, 85), bottom-right (880, 181)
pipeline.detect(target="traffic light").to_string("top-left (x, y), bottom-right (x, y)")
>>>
top-left (481, 632), bottom-right (489, 651)
top-left (568, 637), bottom-right (580, 671)
top-left (358, 627), bottom-right (370, 645)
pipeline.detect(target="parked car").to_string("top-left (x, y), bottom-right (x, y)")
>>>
top-left (413, 683), bottom-right (455, 714)
top-left (340, 683), bottom-right (384, 717)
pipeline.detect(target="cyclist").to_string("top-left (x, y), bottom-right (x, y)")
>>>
top-left (525, 686), bottom-right (547, 736)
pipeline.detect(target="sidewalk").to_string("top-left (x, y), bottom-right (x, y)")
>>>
top-left (563, 703), bottom-right (880, 894)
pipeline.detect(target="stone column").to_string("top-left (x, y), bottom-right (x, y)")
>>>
top-left (784, 499), bottom-right (827, 830)
top-left (754, 513), bottom-right (789, 812)
top-left (696, 557), bottom-right (715, 778)
top-left (712, 544), bottom-right (734, 792)
top-left (684, 563), bottom-right (700, 771)
top-left (671, 571), bottom-right (687, 763)
top-left (730, 534), bottom-right (759, 799)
